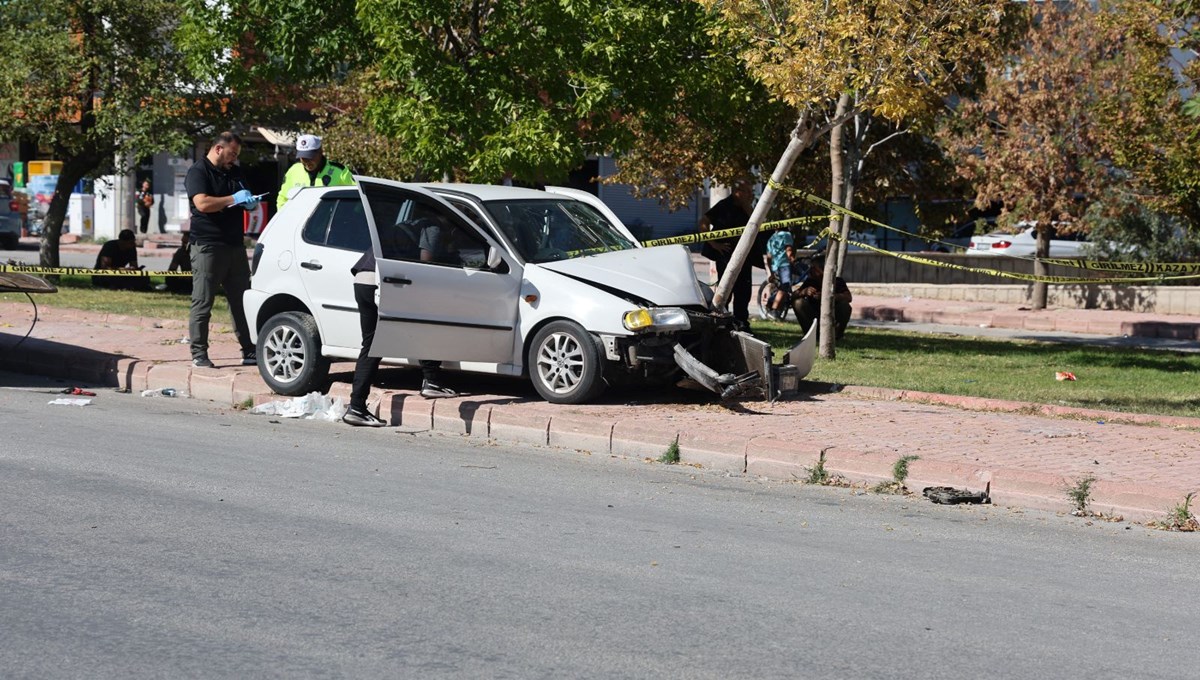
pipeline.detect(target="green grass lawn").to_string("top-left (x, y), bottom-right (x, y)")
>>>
top-left (0, 275), bottom-right (226, 320)
top-left (752, 319), bottom-right (1200, 419)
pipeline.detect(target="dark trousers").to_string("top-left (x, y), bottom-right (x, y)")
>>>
top-left (137, 206), bottom-right (151, 233)
top-left (350, 282), bottom-right (442, 411)
top-left (189, 242), bottom-right (254, 359)
top-left (350, 283), bottom-right (383, 412)
top-left (713, 257), bottom-right (753, 325)
top-left (796, 298), bottom-right (853, 340)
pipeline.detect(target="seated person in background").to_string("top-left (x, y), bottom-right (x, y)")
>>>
top-left (164, 231), bottom-right (193, 295)
top-left (765, 228), bottom-right (796, 321)
top-left (794, 252), bottom-right (853, 341)
top-left (94, 229), bottom-right (150, 291)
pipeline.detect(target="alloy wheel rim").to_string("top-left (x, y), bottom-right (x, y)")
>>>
top-left (264, 325), bottom-right (306, 383)
top-left (535, 332), bottom-right (585, 394)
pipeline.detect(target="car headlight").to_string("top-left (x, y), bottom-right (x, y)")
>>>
top-left (622, 307), bottom-right (691, 332)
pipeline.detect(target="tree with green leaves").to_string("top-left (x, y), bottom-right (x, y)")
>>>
top-left (309, 69), bottom-right (421, 180)
top-left (938, 0), bottom-right (1191, 309)
top-left (700, 0), bottom-right (1006, 358)
top-left (357, 0), bottom-right (741, 184)
top-left (0, 0), bottom-right (223, 266)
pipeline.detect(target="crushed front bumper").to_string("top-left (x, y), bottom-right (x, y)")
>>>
top-left (672, 322), bottom-right (818, 401)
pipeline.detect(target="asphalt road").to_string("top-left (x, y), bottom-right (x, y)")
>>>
top-left (2, 372), bottom-right (1199, 679)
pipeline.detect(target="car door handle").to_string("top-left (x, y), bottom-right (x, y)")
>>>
top-left (300, 261), bottom-right (323, 270)
top-left (382, 276), bottom-right (412, 285)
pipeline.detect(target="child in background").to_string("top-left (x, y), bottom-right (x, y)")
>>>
top-left (765, 229), bottom-right (796, 321)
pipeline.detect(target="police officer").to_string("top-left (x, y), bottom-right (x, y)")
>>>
top-left (276, 134), bottom-right (355, 210)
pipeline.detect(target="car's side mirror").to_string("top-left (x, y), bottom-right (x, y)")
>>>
top-left (486, 246), bottom-right (505, 271)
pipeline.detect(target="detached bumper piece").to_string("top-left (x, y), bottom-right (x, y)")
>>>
top-left (672, 323), bottom-right (817, 401)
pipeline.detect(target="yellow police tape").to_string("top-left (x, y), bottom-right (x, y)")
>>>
top-left (768, 180), bottom-right (970, 253)
top-left (821, 229), bottom-right (1200, 284)
top-left (767, 179), bottom-right (1200, 282)
top-left (0, 263), bottom-right (192, 277)
top-left (566, 215), bottom-right (827, 257)
top-left (639, 215), bottom-right (825, 248)
top-left (1039, 259), bottom-right (1200, 274)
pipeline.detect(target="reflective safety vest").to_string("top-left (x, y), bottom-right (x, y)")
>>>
top-left (277, 159), bottom-right (355, 210)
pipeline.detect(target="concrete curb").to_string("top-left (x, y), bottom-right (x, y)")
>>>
top-left (2, 337), bottom-right (1193, 522)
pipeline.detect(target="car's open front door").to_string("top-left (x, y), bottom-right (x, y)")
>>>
top-left (357, 179), bottom-right (521, 364)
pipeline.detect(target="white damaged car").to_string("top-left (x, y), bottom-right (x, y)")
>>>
top-left (244, 179), bottom-right (813, 404)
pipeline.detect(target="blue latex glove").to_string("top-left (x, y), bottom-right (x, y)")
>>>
top-left (244, 198), bottom-right (261, 211)
top-left (231, 189), bottom-right (253, 206)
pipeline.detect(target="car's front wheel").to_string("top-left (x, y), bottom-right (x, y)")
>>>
top-left (527, 320), bottom-right (605, 404)
top-left (257, 311), bottom-right (331, 396)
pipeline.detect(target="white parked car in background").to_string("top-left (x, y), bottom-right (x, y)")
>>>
top-left (965, 223), bottom-right (1090, 257)
top-left (244, 180), bottom-right (798, 404)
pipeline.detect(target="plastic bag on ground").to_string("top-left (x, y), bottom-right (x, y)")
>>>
top-left (48, 398), bottom-right (92, 406)
top-left (251, 391), bottom-right (347, 422)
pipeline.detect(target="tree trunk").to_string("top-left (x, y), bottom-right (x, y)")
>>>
top-left (1032, 225), bottom-right (1050, 309)
top-left (711, 113), bottom-right (818, 310)
top-left (38, 157), bottom-right (92, 268)
top-left (835, 112), bottom-right (865, 278)
top-left (819, 93), bottom-right (852, 360)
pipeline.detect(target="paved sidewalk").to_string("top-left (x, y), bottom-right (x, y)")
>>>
top-left (2, 300), bottom-right (1198, 522)
top-left (855, 294), bottom-right (1200, 340)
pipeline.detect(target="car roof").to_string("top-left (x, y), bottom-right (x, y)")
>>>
top-left (319, 178), bottom-right (568, 203)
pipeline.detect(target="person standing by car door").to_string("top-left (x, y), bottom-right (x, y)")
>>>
top-left (276, 134), bottom-right (355, 211)
top-left (185, 130), bottom-right (260, 369)
top-left (342, 237), bottom-right (461, 427)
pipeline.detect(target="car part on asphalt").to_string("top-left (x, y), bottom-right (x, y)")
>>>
top-left (922, 483), bottom-right (991, 505)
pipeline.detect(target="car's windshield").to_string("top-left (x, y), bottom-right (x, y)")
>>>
top-left (482, 199), bottom-right (636, 263)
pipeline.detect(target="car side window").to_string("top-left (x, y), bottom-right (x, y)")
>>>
top-left (365, 189), bottom-right (489, 268)
top-left (325, 199), bottom-right (371, 252)
top-left (302, 199), bottom-right (336, 245)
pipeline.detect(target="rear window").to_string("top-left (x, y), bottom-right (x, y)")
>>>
top-left (303, 198), bottom-right (371, 252)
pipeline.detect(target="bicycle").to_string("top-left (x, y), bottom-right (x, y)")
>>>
top-left (757, 261), bottom-right (808, 321)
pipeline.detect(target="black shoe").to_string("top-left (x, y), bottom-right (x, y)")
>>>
top-left (241, 352), bottom-right (256, 366)
top-left (192, 355), bottom-right (215, 368)
top-left (343, 408), bottom-right (388, 427)
top-left (421, 380), bottom-right (459, 399)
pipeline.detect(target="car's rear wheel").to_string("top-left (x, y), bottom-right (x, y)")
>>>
top-left (257, 311), bottom-right (331, 396)
top-left (528, 320), bottom-right (605, 404)
top-left (0, 233), bottom-right (18, 250)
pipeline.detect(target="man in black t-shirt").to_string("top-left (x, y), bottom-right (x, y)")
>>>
top-left (93, 229), bottom-right (149, 290)
top-left (697, 180), bottom-right (761, 325)
top-left (184, 131), bottom-right (259, 368)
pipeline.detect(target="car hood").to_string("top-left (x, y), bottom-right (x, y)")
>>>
top-left (537, 245), bottom-right (706, 307)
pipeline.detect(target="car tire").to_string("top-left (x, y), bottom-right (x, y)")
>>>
top-left (757, 280), bottom-right (781, 320)
top-left (0, 233), bottom-right (18, 250)
top-left (257, 311), bottom-right (331, 396)
top-left (527, 320), bottom-right (605, 404)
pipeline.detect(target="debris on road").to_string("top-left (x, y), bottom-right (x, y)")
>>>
top-left (60, 387), bottom-right (96, 396)
top-left (48, 397), bottom-right (92, 406)
top-left (923, 483), bottom-right (991, 505)
top-left (141, 388), bottom-right (182, 397)
top-left (251, 392), bottom-right (346, 422)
